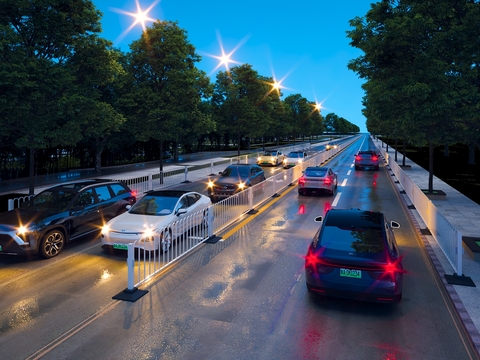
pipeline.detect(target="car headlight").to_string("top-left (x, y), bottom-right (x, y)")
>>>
top-left (238, 182), bottom-right (246, 190)
top-left (257, 157), bottom-right (261, 161)
top-left (207, 180), bottom-right (215, 188)
top-left (101, 224), bottom-right (110, 235)
top-left (298, 159), bottom-right (303, 163)
top-left (16, 224), bottom-right (34, 236)
top-left (271, 157), bottom-right (275, 161)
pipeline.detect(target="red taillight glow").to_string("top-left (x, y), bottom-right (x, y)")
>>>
top-left (304, 248), bottom-right (320, 270)
top-left (130, 190), bottom-right (137, 198)
top-left (355, 155), bottom-right (362, 161)
top-left (323, 178), bottom-right (331, 185)
top-left (298, 177), bottom-right (306, 186)
top-left (372, 156), bottom-right (378, 161)
top-left (375, 258), bottom-right (405, 280)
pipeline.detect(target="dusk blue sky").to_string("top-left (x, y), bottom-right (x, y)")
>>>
top-left (93, 1), bottom-right (374, 133)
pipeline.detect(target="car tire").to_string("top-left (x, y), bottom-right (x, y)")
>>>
top-left (40, 230), bottom-right (65, 258)
top-left (160, 228), bottom-right (173, 253)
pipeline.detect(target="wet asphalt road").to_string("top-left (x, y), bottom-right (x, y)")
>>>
top-left (0, 135), bottom-right (476, 360)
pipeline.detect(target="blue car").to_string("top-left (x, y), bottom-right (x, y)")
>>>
top-left (305, 208), bottom-right (403, 303)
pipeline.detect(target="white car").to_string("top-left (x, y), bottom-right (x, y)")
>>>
top-left (257, 150), bottom-right (285, 166)
top-left (101, 190), bottom-right (212, 254)
top-left (283, 151), bottom-right (308, 168)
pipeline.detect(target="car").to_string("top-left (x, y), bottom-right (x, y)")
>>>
top-left (101, 190), bottom-right (211, 254)
top-left (0, 180), bottom-right (136, 258)
top-left (298, 166), bottom-right (338, 196)
top-left (325, 143), bottom-right (338, 150)
top-left (207, 163), bottom-right (265, 202)
top-left (354, 150), bottom-right (379, 170)
top-left (305, 208), bottom-right (403, 303)
top-left (257, 150), bottom-right (285, 166)
top-left (283, 151), bottom-right (308, 168)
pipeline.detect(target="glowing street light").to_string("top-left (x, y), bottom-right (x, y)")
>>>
top-left (110, 0), bottom-right (161, 45)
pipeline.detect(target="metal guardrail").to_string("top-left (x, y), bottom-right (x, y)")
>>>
top-left (115, 136), bottom-right (360, 301)
top-left (372, 137), bottom-right (463, 277)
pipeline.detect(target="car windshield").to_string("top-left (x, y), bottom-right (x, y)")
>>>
top-left (28, 190), bottom-right (77, 210)
top-left (263, 151), bottom-right (275, 156)
top-left (129, 195), bottom-right (177, 216)
top-left (221, 166), bottom-right (249, 177)
top-left (287, 152), bottom-right (302, 158)
top-left (305, 169), bottom-right (327, 177)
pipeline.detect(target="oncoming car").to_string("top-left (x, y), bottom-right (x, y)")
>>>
top-left (283, 151), bottom-right (308, 168)
top-left (257, 150), bottom-right (285, 166)
top-left (305, 208), bottom-right (403, 303)
top-left (325, 143), bottom-right (338, 150)
top-left (101, 190), bottom-right (212, 254)
top-left (207, 164), bottom-right (265, 203)
top-left (298, 167), bottom-right (338, 196)
top-left (0, 180), bottom-right (136, 258)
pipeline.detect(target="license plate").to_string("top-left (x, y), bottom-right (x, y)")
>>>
top-left (340, 268), bottom-right (361, 278)
top-left (113, 243), bottom-right (128, 250)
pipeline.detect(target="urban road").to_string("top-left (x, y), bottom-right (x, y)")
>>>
top-left (0, 134), bottom-right (476, 360)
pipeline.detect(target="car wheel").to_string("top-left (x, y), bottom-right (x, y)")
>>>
top-left (160, 228), bottom-right (173, 253)
top-left (40, 230), bottom-right (65, 258)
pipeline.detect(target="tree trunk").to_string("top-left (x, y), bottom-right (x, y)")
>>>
top-left (428, 142), bottom-right (434, 193)
top-left (29, 145), bottom-right (35, 195)
top-left (468, 141), bottom-right (476, 165)
top-left (402, 138), bottom-right (406, 167)
top-left (159, 139), bottom-right (164, 184)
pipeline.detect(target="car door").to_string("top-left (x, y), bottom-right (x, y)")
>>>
top-left (69, 188), bottom-right (99, 239)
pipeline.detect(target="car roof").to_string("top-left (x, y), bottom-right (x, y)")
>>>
top-left (358, 150), bottom-right (377, 154)
top-left (45, 180), bottom-right (120, 191)
top-left (324, 209), bottom-right (383, 229)
top-left (306, 166), bottom-right (328, 171)
top-left (145, 190), bottom-right (192, 197)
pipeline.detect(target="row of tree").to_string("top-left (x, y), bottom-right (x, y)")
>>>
top-left (0, 0), bottom-right (358, 194)
top-left (347, 0), bottom-right (480, 192)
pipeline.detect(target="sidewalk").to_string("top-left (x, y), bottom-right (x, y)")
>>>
top-left (375, 139), bottom-right (480, 354)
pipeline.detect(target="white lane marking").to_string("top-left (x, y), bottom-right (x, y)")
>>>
top-left (347, 170), bottom-right (351, 176)
top-left (332, 192), bottom-right (341, 207)
top-left (341, 178), bottom-right (348, 187)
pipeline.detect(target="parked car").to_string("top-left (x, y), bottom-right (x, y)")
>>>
top-left (283, 151), bottom-right (308, 168)
top-left (305, 208), bottom-right (403, 303)
top-left (207, 164), bottom-right (265, 202)
top-left (257, 150), bottom-right (285, 166)
top-left (101, 190), bottom-right (211, 254)
top-left (354, 150), bottom-right (379, 170)
top-left (298, 166), bottom-right (338, 196)
top-left (0, 180), bottom-right (136, 258)
top-left (325, 143), bottom-right (338, 150)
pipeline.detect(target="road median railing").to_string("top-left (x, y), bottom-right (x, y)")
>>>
top-left (114, 135), bottom-right (360, 301)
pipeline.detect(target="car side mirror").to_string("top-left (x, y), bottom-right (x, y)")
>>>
top-left (390, 221), bottom-right (400, 228)
top-left (314, 216), bottom-right (323, 222)
top-left (177, 208), bottom-right (187, 216)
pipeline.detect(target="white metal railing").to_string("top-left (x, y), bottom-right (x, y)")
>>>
top-left (372, 137), bottom-right (463, 276)
top-left (118, 136), bottom-right (360, 297)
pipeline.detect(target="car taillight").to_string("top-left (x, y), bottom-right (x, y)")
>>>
top-left (304, 247), bottom-right (334, 274)
top-left (355, 155), bottom-right (362, 161)
top-left (370, 259), bottom-right (404, 281)
top-left (130, 190), bottom-right (137, 197)
top-left (298, 177), bottom-right (306, 186)
top-left (323, 178), bottom-right (331, 185)
top-left (372, 156), bottom-right (378, 161)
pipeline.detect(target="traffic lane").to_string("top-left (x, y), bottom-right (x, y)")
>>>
top-left (332, 153), bottom-right (475, 358)
top-left (0, 246), bottom-right (129, 359)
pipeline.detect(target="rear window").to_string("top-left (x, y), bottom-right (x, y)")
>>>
top-left (305, 169), bottom-right (327, 177)
top-left (318, 226), bottom-right (384, 254)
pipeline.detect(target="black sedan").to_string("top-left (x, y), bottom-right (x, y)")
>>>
top-left (0, 180), bottom-right (136, 258)
top-left (207, 164), bottom-right (265, 203)
top-left (305, 208), bottom-right (403, 303)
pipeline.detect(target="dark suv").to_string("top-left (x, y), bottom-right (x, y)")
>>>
top-left (354, 150), bottom-right (379, 170)
top-left (207, 164), bottom-right (265, 202)
top-left (0, 180), bottom-right (136, 258)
